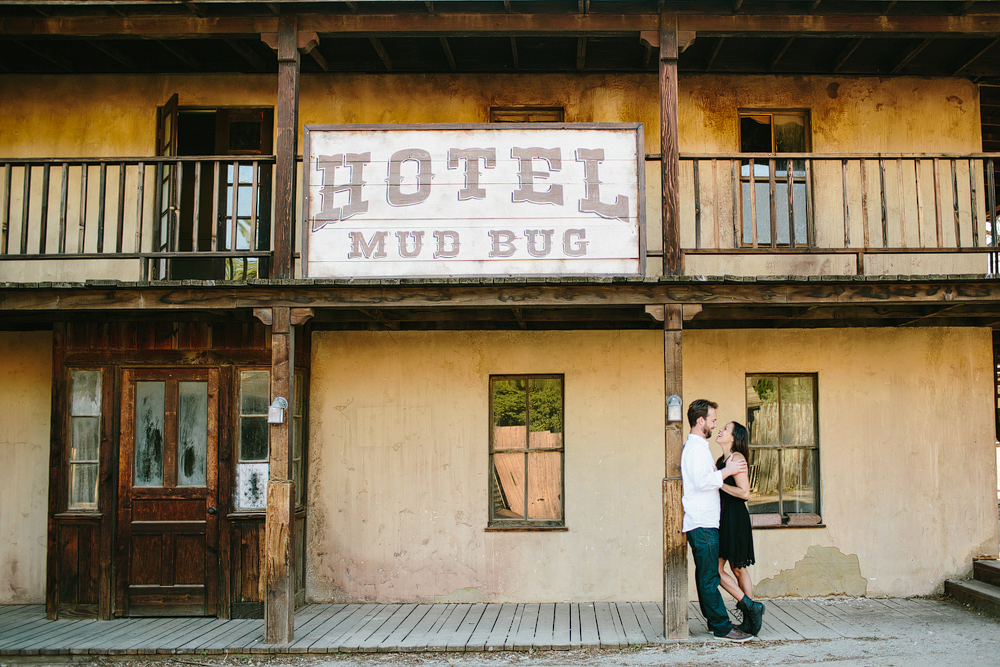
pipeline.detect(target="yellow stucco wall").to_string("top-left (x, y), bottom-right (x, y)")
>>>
top-left (0, 331), bottom-right (52, 604)
top-left (0, 73), bottom-right (985, 278)
top-left (307, 326), bottom-right (998, 602)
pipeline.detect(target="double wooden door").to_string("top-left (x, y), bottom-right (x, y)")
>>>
top-left (117, 368), bottom-right (220, 616)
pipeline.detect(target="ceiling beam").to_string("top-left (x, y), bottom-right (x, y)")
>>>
top-left (439, 36), bottom-right (456, 70)
top-left (809, 0), bottom-right (822, 13)
top-left (957, 1), bottom-right (976, 16)
top-left (832, 36), bottom-right (865, 72)
top-left (952, 36), bottom-right (1000, 74)
top-left (13, 40), bottom-right (74, 72)
top-left (732, 0), bottom-right (744, 13)
top-left (510, 36), bottom-right (519, 69)
top-left (266, 3), bottom-right (280, 16)
top-left (223, 38), bottom-right (268, 72)
top-left (769, 37), bottom-right (794, 70)
top-left (890, 37), bottom-right (932, 74)
top-left (357, 309), bottom-right (399, 330)
top-left (86, 39), bottom-right (138, 71)
top-left (183, 2), bottom-right (205, 18)
top-left (369, 36), bottom-right (392, 71)
top-left (504, 1), bottom-right (512, 13)
top-left (8, 12), bottom-right (1000, 39)
top-left (706, 36), bottom-right (725, 70)
top-left (155, 39), bottom-right (202, 70)
top-left (309, 46), bottom-right (329, 71)
top-left (576, 36), bottom-right (586, 70)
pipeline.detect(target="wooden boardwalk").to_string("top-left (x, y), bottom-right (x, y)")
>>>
top-left (0, 598), bottom-right (955, 655)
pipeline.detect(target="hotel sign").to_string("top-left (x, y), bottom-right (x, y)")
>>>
top-left (302, 123), bottom-right (645, 278)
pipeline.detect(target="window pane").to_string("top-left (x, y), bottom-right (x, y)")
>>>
top-left (774, 114), bottom-right (807, 153)
top-left (528, 378), bottom-right (562, 447)
top-left (747, 376), bottom-right (780, 446)
top-left (177, 381), bottom-right (208, 487)
top-left (134, 381), bottom-right (165, 487)
top-left (240, 416), bottom-right (268, 461)
top-left (747, 448), bottom-right (780, 514)
top-left (526, 451), bottom-right (562, 520)
top-left (781, 448), bottom-right (817, 515)
top-left (492, 379), bottom-right (526, 450)
top-left (71, 370), bottom-right (101, 416)
top-left (492, 452), bottom-right (525, 519)
top-left (241, 370), bottom-right (269, 414)
top-left (71, 416), bottom-right (100, 462)
top-left (740, 115), bottom-right (772, 152)
top-left (780, 376), bottom-right (816, 446)
top-left (236, 462), bottom-right (268, 510)
top-left (69, 463), bottom-right (99, 509)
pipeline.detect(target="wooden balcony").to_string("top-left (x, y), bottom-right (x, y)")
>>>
top-left (678, 153), bottom-right (1000, 276)
top-left (0, 156), bottom-right (274, 283)
top-left (4, 153), bottom-right (1000, 284)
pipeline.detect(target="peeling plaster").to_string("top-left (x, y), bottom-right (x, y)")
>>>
top-left (755, 545), bottom-right (867, 598)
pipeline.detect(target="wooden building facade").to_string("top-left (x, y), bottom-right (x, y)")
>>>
top-left (1, 0), bottom-right (1000, 643)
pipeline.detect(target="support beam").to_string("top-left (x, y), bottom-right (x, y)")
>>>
top-left (769, 37), bottom-right (794, 70)
top-left (706, 36), bottom-right (725, 70)
top-left (369, 37), bottom-right (392, 71)
top-left (891, 37), bottom-right (932, 74)
top-left (952, 37), bottom-right (999, 74)
top-left (86, 40), bottom-right (138, 71)
top-left (309, 47), bottom-right (329, 71)
top-left (833, 36), bottom-right (865, 72)
top-left (223, 38), bottom-right (268, 72)
top-left (264, 306), bottom-right (295, 644)
top-left (155, 39), bottom-right (202, 70)
top-left (440, 36), bottom-right (456, 70)
top-left (576, 36), bottom-right (587, 70)
top-left (883, 1), bottom-right (898, 14)
top-left (510, 36), bottom-right (519, 68)
top-left (809, 0), bottom-right (822, 13)
top-left (662, 304), bottom-right (686, 640)
top-left (660, 13), bottom-right (681, 276)
top-left (14, 40), bottom-right (74, 71)
top-left (273, 14), bottom-right (299, 280)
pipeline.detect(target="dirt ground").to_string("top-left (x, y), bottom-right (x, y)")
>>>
top-left (2, 598), bottom-right (996, 667)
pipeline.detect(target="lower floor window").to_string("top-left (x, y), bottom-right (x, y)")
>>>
top-left (489, 375), bottom-right (565, 528)
top-left (746, 374), bottom-right (821, 524)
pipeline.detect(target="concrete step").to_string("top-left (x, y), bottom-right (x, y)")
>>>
top-left (945, 578), bottom-right (1000, 617)
top-left (974, 559), bottom-right (1000, 587)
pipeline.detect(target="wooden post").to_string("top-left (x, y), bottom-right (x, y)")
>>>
top-left (273, 14), bottom-right (300, 279)
top-left (660, 13), bottom-right (681, 276)
top-left (662, 304), bottom-right (687, 639)
top-left (265, 306), bottom-right (295, 643)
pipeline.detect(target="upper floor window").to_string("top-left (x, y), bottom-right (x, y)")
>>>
top-left (746, 374), bottom-right (821, 526)
top-left (489, 375), bottom-right (565, 529)
top-left (490, 106), bottom-right (565, 123)
top-left (739, 110), bottom-right (811, 247)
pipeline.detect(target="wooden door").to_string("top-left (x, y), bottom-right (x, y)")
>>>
top-left (117, 368), bottom-right (220, 617)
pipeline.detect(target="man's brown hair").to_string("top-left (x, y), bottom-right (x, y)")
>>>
top-left (687, 399), bottom-right (718, 428)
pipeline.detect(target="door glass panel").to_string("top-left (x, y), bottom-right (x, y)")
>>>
top-left (70, 463), bottom-right (99, 508)
top-left (71, 370), bottom-right (102, 415)
top-left (135, 381), bottom-right (165, 487)
top-left (237, 462), bottom-right (268, 510)
top-left (71, 417), bottom-right (101, 461)
top-left (177, 381), bottom-right (208, 487)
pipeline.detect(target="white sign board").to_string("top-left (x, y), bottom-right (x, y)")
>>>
top-left (302, 124), bottom-right (645, 278)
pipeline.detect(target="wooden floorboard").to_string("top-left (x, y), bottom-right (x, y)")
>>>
top-left (0, 598), bottom-right (960, 654)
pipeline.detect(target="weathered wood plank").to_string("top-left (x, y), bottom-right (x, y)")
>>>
top-left (616, 602), bottom-right (648, 646)
top-left (578, 602), bottom-right (599, 646)
top-left (465, 603), bottom-right (503, 651)
top-left (394, 603), bottom-right (446, 652)
top-left (509, 602), bottom-right (538, 650)
top-left (311, 604), bottom-right (380, 651)
top-left (336, 604), bottom-right (398, 652)
top-left (484, 603), bottom-right (517, 651)
top-left (365, 604), bottom-right (424, 652)
top-left (631, 601), bottom-right (660, 643)
top-left (552, 602), bottom-right (571, 649)
top-left (533, 602), bottom-right (555, 649)
top-left (593, 602), bottom-right (621, 648)
top-left (445, 602), bottom-right (485, 652)
top-left (287, 603), bottom-right (356, 651)
top-left (768, 601), bottom-right (829, 640)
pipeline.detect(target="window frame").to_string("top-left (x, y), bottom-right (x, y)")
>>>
top-left (487, 374), bottom-right (566, 530)
top-left (66, 368), bottom-right (105, 512)
top-left (234, 368), bottom-right (270, 512)
top-left (745, 372), bottom-right (822, 527)
top-left (489, 106), bottom-right (565, 123)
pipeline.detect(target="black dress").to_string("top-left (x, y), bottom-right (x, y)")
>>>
top-left (718, 456), bottom-right (755, 568)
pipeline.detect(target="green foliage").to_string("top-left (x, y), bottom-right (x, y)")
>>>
top-left (492, 379), bottom-right (563, 433)
top-left (492, 380), bottom-right (526, 427)
top-left (752, 377), bottom-right (777, 403)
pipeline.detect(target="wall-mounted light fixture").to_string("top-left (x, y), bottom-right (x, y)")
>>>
top-left (268, 397), bottom-right (289, 424)
top-left (667, 394), bottom-right (683, 423)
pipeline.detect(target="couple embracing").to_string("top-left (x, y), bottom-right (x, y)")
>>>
top-left (681, 399), bottom-right (765, 642)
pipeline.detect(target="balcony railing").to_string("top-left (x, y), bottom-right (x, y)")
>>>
top-left (679, 153), bottom-right (1000, 275)
top-left (0, 156), bottom-right (274, 282)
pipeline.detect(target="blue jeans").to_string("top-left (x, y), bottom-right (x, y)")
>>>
top-left (686, 527), bottom-right (733, 636)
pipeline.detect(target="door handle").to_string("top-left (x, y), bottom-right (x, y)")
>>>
top-left (207, 506), bottom-right (218, 515)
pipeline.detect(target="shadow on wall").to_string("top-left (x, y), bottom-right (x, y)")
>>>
top-left (754, 545), bottom-right (867, 598)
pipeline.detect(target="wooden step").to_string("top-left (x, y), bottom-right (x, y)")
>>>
top-left (945, 578), bottom-right (1000, 617)
top-left (974, 559), bottom-right (1000, 587)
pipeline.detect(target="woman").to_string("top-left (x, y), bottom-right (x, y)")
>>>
top-left (715, 421), bottom-right (765, 635)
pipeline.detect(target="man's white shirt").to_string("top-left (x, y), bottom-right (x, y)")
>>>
top-left (680, 432), bottom-right (724, 533)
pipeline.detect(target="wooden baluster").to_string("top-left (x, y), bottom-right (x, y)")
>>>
top-left (135, 162), bottom-right (145, 254)
top-left (731, 159), bottom-right (740, 248)
top-left (805, 158), bottom-right (814, 247)
top-left (711, 158), bottom-right (720, 249)
top-left (97, 163), bottom-right (107, 254)
top-left (1, 163), bottom-right (10, 254)
top-left (39, 164), bottom-right (50, 254)
top-left (211, 161), bottom-right (220, 252)
top-left (173, 161), bottom-right (183, 254)
top-left (951, 158), bottom-right (961, 248)
top-left (749, 158), bottom-right (758, 248)
top-left (933, 157), bottom-right (943, 248)
top-left (915, 159), bottom-right (926, 248)
top-left (896, 158), bottom-right (906, 248)
top-left (768, 158), bottom-right (777, 248)
top-left (860, 159), bottom-right (870, 250)
top-left (970, 158), bottom-right (979, 248)
top-left (988, 158), bottom-right (997, 248)
top-left (693, 160), bottom-right (701, 249)
top-left (841, 158), bottom-right (851, 247)
top-left (58, 163), bottom-right (69, 254)
top-left (116, 162), bottom-right (127, 253)
top-left (191, 161), bottom-right (201, 252)
top-left (879, 158), bottom-right (888, 248)
top-left (786, 158), bottom-right (795, 249)
top-left (250, 160), bottom-right (259, 255)
top-left (78, 164), bottom-right (88, 253)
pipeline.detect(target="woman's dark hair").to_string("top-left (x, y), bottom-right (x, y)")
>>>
top-left (717, 421), bottom-right (751, 468)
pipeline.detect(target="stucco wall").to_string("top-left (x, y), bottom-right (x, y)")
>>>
top-left (307, 326), bottom-right (998, 603)
top-left (0, 331), bottom-right (52, 604)
top-left (0, 73), bottom-right (985, 279)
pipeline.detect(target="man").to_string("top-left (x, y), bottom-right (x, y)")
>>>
top-left (681, 399), bottom-right (755, 641)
